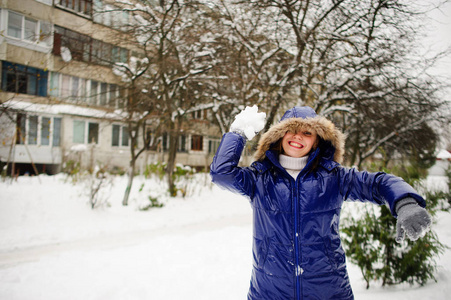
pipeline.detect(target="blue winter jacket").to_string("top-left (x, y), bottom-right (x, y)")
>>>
top-left (210, 107), bottom-right (426, 300)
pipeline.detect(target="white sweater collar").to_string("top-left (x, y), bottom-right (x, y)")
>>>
top-left (279, 154), bottom-right (308, 179)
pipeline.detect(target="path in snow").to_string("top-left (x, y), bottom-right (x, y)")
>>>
top-left (0, 213), bottom-right (251, 268)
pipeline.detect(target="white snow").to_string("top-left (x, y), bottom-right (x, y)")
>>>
top-left (437, 149), bottom-right (451, 160)
top-left (60, 46), bottom-right (72, 62)
top-left (230, 105), bottom-right (266, 140)
top-left (70, 144), bottom-right (88, 152)
top-left (2, 100), bottom-right (119, 119)
top-left (0, 173), bottom-right (450, 300)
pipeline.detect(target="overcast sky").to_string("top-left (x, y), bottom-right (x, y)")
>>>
top-left (424, 1), bottom-right (451, 80)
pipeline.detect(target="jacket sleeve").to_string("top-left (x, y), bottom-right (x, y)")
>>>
top-left (210, 132), bottom-right (257, 199)
top-left (339, 167), bottom-right (426, 217)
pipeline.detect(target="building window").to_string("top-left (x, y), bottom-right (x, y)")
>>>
top-left (2, 61), bottom-right (48, 97)
top-left (162, 133), bottom-right (168, 151)
top-left (71, 77), bottom-right (80, 98)
top-left (208, 139), bottom-right (220, 154)
top-left (53, 25), bottom-right (128, 66)
top-left (88, 123), bottom-right (99, 144)
top-left (41, 117), bottom-right (51, 146)
top-left (35, 0), bottom-right (53, 5)
top-left (54, 26), bottom-right (90, 61)
top-left (7, 11), bottom-right (22, 39)
top-left (73, 120), bottom-right (99, 144)
top-left (121, 126), bottom-right (129, 147)
top-left (112, 124), bottom-right (129, 147)
top-left (57, 0), bottom-right (93, 16)
top-left (192, 110), bottom-right (203, 120)
top-left (109, 84), bottom-right (118, 107)
top-left (28, 116), bottom-right (38, 145)
top-left (48, 71), bottom-right (120, 107)
top-left (49, 72), bottom-right (60, 97)
top-left (73, 120), bottom-right (86, 144)
top-left (53, 118), bottom-right (62, 147)
top-left (61, 74), bottom-right (71, 98)
top-left (24, 17), bottom-right (38, 42)
top-left (100, 82), bottom-right (107, 106)
top-left (5, 11), bottom-right (52, 46)
top-left (15, 114), bottom-right (61, 146)
top-left (49, 72), bottom-right (89, 102)
top-left (93, 0), bottom-right (130, 31)
top-left (177, 135), bottom-right (186, 152)
top-left (90, 80), bottom-right (99, 105)
top-left (79, 78), bottom-right (87, 99)
top-left (144, 129), bottom-right (152, 150)
top-left (191, 135), bottom-right (203, 151)
top-left (16, 113), bottom-right (26, 145)
top-left (112, 124), bottom-right (120, 146)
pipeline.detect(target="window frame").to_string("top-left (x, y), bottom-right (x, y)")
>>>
top-left (73, 120), bottom-right (99, 145)
top-left (35, 0), bottom-right (53, 5)
top-left (56, 0), bottom-right (93, 17)
top-left (93, 0), bottom-right (130, 32)
top-left (177, 134), bottom-right (187, 152)
top-left (4, 10), bottom-right (52, 49)
top-left (191, 135), bottom-right (203, 151)
top-left (16, 113), bottom-right (26, 145)
top-left (53, 118), bottom-right (62, 147)
top-left (28, 115), bottom-right (39, 145)
top-left (53, 25), bottom-right (129, 66)
top-left (88, 122), bottom-right (99, 144)
top-left (15, 114), bottom-right (62, 147)
top-left (48, 71), bottom-right (120, 107)
top-left (2, 61), bottom-right (48, 97)
top-left (111, 124), bottom-right (130, 147)
top-left (41, 117), bottom-right (51, 146)
top-left (208, 139), bottom-right (220, 154)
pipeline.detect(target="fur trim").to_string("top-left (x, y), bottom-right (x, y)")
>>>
top-left (254, 116), bottom-right (345, 163)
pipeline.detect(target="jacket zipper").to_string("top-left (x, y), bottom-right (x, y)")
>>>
top-left (293, 177), bottom-right (301, 300)
top-left (293, 152), bottom-right (317, 300)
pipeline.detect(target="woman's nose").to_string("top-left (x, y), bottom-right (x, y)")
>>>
top-left (294, 133), bottom-right (303, 139)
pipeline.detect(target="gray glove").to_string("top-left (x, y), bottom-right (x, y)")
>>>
top-left (395, 198), bottom-right (432, 243)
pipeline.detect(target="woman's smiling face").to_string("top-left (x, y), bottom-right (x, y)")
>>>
top-left (281, 130), bottom-right (318, 158)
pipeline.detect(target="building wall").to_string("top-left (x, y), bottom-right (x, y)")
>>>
top-left (0, 0), bottom-right (223, 175)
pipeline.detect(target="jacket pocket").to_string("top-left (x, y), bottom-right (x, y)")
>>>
top-left (253, 237), bottom-right (269, 270)
top-left (301, 240), bottom-right (337, 277)
top-left (254, 237), bottom-right (294, 277)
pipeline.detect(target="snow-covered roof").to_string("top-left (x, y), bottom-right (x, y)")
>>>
top-left (2, 100), bottom-right (127, 120)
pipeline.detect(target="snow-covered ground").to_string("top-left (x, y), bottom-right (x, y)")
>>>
top-left (0, 173), bottom-right (449, 300)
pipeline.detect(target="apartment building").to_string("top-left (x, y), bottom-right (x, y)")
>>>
top-left (0, 0), bottom-right (222, 176)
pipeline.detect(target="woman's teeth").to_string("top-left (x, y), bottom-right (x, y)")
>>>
top-left (289, 141), bottom-right (303, 148)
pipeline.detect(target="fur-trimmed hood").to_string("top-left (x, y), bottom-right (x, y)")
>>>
top-left (254, 106), bottom-right (345, 164)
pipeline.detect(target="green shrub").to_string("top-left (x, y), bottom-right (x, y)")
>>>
top-left (341, 163), bottom-right (449, 289)
top-left (144, 162), bottom-right (166, 180)
top-left (139, 195), bottom-right (165, 210)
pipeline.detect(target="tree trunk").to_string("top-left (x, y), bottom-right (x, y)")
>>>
top-left (166, 128), bottom-right (179, 197)
top-left (122, 161), bottom-right (135, 206)
top-left (123, 123), bottom-right (138, 206)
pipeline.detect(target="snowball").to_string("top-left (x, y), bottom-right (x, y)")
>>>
top-left (230, 105), bottom-right (266, 140)
top-left (61, 46), bottom-right (72, 62)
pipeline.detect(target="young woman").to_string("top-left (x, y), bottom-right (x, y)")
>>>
top-left (210, 106), bottom-right (431, 300)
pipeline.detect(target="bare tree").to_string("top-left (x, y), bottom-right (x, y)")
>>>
top-left (111, 0), bottom-right (449, 203)
top-left (117, 0), bottom-right (216, 196)
top-left (240, 0), bottom-right (450, 166)
top-left (112, 56), bottom-right (156, 205)
top-left (200, 0), bottom-right (300, 135)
